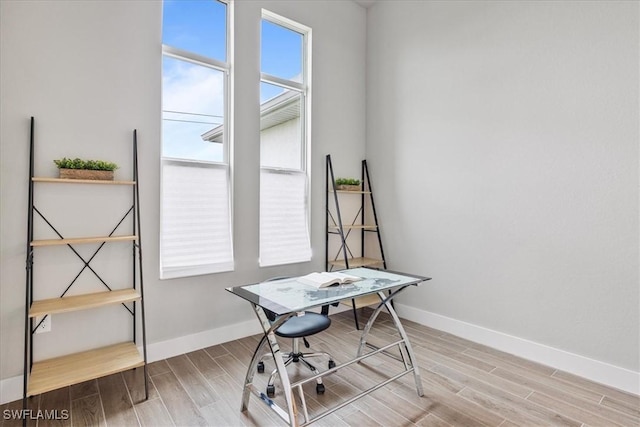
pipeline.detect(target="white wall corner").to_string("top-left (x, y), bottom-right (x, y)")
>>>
top-left (396, 303), bottom-right (640, 396)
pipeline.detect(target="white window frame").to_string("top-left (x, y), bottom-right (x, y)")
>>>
top-left (160, 0), bottom-right (234, 279)
top-left (259, 10), bottom-right (312, 267)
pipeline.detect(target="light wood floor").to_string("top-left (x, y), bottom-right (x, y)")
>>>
top-left (2, 309), bottom-right (639, 427)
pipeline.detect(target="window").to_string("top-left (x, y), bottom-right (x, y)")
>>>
top-left (161, 0), bottom-right (233, 278)
top-left (259, 11), bottom-right (312, 267)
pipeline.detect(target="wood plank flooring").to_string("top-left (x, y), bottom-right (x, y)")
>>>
top-left (2, 309), bottom-right (638, 426)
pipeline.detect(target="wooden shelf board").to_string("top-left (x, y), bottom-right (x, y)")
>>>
top-left (31, 235), bottom-right (137, 247)
top-left (328, 257), bottom-right (384, 268)
top-left (330, 190), bottom-right (371, 194)
top-left (341, 293), bottom-right (380, 309)
top-left (33, 177), bottom-right (135, 185)
top-left (27, 342), bottom-right (144, 396)
top-left (329, 225), bottom-right (377, 230)
top-left (30, 289), bottom-right (140, 318)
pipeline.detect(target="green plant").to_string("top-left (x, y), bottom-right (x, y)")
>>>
top-left (53, 157), bottom-right (118, 171)
top-left (335, 177), bottom-right (360, 186)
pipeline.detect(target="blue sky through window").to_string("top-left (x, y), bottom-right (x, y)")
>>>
top-left (162, 0), bottom-right (226, 61)
top-left (162, 0), bottom-right (227, 162)
top-left (261, 19), bottom-right (303, 83)
top-left (162, 1), bottom-right (304, 161)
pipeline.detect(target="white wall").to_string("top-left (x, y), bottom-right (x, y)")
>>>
top-left (261, 118), bottom-right (302, 168)
top-left (366, 0), bottom-right (639, 378)
top-left (0, 0), bottom-right (366, 397)
top-left (4, 0), bottom-right (636, 402)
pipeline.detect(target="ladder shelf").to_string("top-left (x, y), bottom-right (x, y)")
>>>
top-left (325, 155), bottom-right (388, 329)
top-left (23, 117), bottom-right (148, 418)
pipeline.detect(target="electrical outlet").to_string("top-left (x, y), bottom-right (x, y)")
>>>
top-left (35, 315), bottom-right (51, 334)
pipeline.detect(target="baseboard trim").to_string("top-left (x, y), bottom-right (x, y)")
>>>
top-left (5, 303), bottom-right (634, 404)
top-left (145, 319), bottom-right (263, 363)
top-left (395, 303), bottom-right (640, 396)
top-left (0, 319), bottom-right (262, 405)
top-left (0, 375), bottom-right (23, 406)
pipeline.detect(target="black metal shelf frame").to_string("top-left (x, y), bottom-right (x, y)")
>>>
top-left (325, 154), bottom-right (387, 329)
top-left (22, 117), bottom-right (148, 422)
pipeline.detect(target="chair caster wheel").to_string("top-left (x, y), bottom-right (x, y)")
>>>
top-left (257, 362), bottom-right (264, 373)
top-left (328, 360), bottom-right (336, 369)
top-left (316, 383), bottom-right (325, 394)
top-left (266, 385), bottom-right (275, 398)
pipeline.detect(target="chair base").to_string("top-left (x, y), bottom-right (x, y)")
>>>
top-left (258, 349), bottom-right (335, 398)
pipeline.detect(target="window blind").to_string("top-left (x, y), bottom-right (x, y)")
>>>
top-left (161, 161), bottom-right (234, 278)
top-left (260, 170), bottom-right (311, 266)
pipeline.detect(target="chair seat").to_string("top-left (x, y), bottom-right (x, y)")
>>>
top-left (275, 312), bottom-right (331, 338)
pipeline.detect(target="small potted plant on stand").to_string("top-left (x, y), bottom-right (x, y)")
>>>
top-left (335, 177), bottom-right (361, 191)
top-left (54, 157), bottom-right (118, 181)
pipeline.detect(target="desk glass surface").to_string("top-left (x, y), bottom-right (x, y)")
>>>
top-left (226, 267), bottom-right (427, 316)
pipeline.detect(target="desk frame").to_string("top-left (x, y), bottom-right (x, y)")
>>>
top-left (237, 276), bottom-right (426, 426)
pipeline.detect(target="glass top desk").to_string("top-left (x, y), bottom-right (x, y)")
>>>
top-left (226, 267), bottom-right (431, 426)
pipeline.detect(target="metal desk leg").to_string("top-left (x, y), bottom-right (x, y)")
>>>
top-left (246, 305), bottom-right (299, 426)
top-left (241, 333), bottom-right (267, 412)
top-left (383, 295), bottom-right (423, 396)
top-left (356, 286), bottom-right (424, 397)
top-left (356, 292), bottom-right (385, 358)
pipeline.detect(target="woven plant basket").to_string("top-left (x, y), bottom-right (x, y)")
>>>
top-left (59, 168), bottom-right (114, 181)
top-left (336, 184), bottom-right (361, 191)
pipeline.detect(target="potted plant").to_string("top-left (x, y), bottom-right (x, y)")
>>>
top-left (53, 157), bottom-right (119, 181)
top-left (335, 177), bottom-right (361, 191)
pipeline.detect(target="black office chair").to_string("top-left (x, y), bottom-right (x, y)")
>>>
top-left (257, 278), bottom-right (336, 397)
